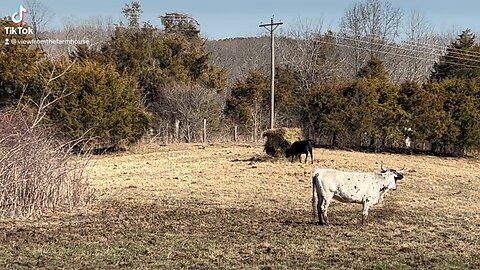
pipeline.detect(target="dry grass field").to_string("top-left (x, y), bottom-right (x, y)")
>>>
top-left (1, 143), bottom-right (479, 269)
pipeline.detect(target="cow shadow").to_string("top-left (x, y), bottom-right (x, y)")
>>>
top-left (278, 203), bottom-right (401, 228)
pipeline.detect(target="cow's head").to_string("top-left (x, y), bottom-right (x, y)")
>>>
top-left (381, 162), bottom-right (404, 180)
top-left (285, 147), bottom-right (292, 158)
top-left (280, 139), bottom-right (291, 153)
top-left (380, 163), bottom-right (405, 190)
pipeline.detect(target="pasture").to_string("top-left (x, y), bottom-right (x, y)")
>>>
top-left (1, 143), bottom-right (479, 269)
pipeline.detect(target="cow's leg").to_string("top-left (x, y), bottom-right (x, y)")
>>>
top-left (304, 152), bottom-right (308, 163)
top-left (362, 201), bottom-right (371, 225)
top-left (309, 149), bottom-right (314, 164)
top-left (316, 198), bottom-right (326, 225)
top-left (321, 199), bottom-right (331, 225)
top-left (312, 174), bottom-right (327, 225)
top-left (378, 193), bottom-right (385, 204)
top-left (314, 199), bottom-right (324, 225)
top-left (320, 195), bottom-right (333, 225)
top-left (312, 176), bottom-right (318, 222)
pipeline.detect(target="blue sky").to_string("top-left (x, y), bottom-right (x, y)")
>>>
top-left (1, 0), bottom-right (479, 40)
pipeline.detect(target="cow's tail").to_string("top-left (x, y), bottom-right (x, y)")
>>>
top-left (312, 171), bottom-right (322, 223)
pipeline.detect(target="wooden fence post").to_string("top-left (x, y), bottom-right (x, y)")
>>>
top-left (203, 118), bottom-right (207, 143)
top-left (174, 119), bottom-right (180, 143)
top-left (165, 122), bottom-right (169, 144)
top-left (234, 125), bottom-right (238, 143)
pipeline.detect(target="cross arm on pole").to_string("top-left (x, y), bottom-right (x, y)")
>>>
top-left (259, 23), bottom-right (283, 33)
top-left (259, 16), bottom-right (283, 33)
top-left (259, 22), bottom-right (283, 29)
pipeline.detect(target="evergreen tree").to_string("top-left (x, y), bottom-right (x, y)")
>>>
top-left (305, 81), bottom-right (349, 146)
top-left (46, 60), bottom-right (152, 149)
top-left (101, 25), bottom-right (226, 107)
top-left (271, 66), bottom-right (301, 127)
top-left (122, 0), bottom-right (142, 28)
top-left (342, 79), bottom-right (379, 141)
top-left (225, 67), bottom-right (302, 137)
top-left (354, 57), bottom-right (404, 148)
top-left (399, 81), bottom-right (448, 151)
top-left (225, 70), bottom-right (269, 136)
top-left (436, 79), bottom-right (480, 154)
top-left (160, 12), bottom-right (200, 39)
top-left (431, 29), bottom-right (480, 81)
top-left (356, 55), bottom-right (389, 81)
top-left (0, 18), bottom-right (44, 107)
top-left (98, 24), bottom-right (226, 138)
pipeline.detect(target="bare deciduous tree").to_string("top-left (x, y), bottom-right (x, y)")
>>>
top-left (207, 37), bottom-right (270, 83)
top-left (153, 84), bottom-right (224, 143)
top-left (25, 0), bottom-right (53, 39)
top-left (339, 0), bottom-right (403, 75)
top-left (397, 10), bottom-right (437, 82)
top-left (279, 19), bottom-right (324, 91)
top-left (43, 16), bottom-right (115, 58)
top-left (279, 19), bottom-right (348, 90)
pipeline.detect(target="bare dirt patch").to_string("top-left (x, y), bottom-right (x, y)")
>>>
top-left (1, 143), bottom-right (479, 269)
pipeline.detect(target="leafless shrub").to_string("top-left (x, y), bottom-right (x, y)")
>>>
top-left (151, 83), bottom-right (224, 143)
top-left (0, 111), bottom-right (93, 218)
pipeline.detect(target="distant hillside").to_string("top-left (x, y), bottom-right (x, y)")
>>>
top-left (206, 34), bottom-right (444, 85)
top-left (206, 37), bottom-right (270, 82)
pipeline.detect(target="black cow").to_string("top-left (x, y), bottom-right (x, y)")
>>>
top-left (285, 140), bottom-right (314, 164)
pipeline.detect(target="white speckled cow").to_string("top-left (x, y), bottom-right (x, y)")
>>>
top-left (311, 165), bottom-right (404, 225)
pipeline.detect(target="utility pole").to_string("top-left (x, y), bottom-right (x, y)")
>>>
top-left (260, 16), bottom-right (283, 129)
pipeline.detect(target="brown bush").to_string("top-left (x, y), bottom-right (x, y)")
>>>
top-left (0, 111), bottom-right (93, 218)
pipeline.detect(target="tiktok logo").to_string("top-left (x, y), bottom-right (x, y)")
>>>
top-left (11, 4), bottom-right (28, 24)
top-left (3, 3), bottom-right (34, 41)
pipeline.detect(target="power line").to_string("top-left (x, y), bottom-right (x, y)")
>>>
top-left (333, 34), bottom-right (438, 56)
top-left (339, 30), bottom-right (447, 51)
top-left (294, 29), bottom-right (480, 62)
top-left (332, 33), bottom-right (469, 59)
top-left (400, 39), bottom-right (480, 59)
top-left (315, 39), bottom-right (480, 70)
top-left (329, 34), bottom-right (480, 65)
top-left (338, 29), bottom-right (480, 57)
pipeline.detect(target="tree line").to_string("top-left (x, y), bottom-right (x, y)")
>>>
top-left (1, 2), bottom-right (226, 150)
top-left (225, 30), bottom-right (480, 156)
top-left (1, 0), bottom-right (480, 156)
